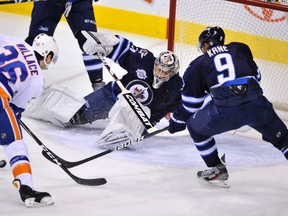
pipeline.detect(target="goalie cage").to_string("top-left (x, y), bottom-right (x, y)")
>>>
top-left (167, 0), bottom-right (288, 123)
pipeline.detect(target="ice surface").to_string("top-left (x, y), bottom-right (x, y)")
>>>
top-left (0, 12), bottom-right (287, 216)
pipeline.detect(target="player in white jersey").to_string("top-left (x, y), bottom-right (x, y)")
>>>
top-left (0, 33), bottom-right (59, 207)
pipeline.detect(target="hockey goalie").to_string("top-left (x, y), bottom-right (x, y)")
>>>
top-left (24, 30), bottom-right (183, 149)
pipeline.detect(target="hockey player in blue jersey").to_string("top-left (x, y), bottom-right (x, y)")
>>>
top-left (25, 34), bottom-right (183, 148)
top-left (168, 26), bottom-right (288, 187)
top-left (25, 0), bottom-right (104, 90)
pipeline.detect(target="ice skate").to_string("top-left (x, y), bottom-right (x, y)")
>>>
top-left (13, 179), bottom-right (54, 207)
top-left (92, 81), bottom-right (105, 91)
top-left (197, 154), bottom-right (230, 188)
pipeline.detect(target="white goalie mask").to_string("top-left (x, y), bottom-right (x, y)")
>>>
top-left (152, 51), bottom-right (179, 89)
top-left (32, 33), bottom-right (59, 67)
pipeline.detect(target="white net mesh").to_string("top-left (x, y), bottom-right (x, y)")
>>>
top-left (170, 0), bottom-right (288, 120)
top-left (268, 0), bottom-right (287, 4)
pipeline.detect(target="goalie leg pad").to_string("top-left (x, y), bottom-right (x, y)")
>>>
top-left (97, 94), bottom-right (151, 149)
top-left (24, 85), bottom-right (86, 127)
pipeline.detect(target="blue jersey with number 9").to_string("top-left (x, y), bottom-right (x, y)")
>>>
top-left (177, 42), bottom-right (262, 120)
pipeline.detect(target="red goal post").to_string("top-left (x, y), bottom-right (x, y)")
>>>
top-left (167, 0), bottom-right (288, 121)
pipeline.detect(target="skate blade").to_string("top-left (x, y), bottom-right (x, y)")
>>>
top-left (25, 196), bottom-right (54, 208)
top-left (198, 178), bottom-right (230, 188)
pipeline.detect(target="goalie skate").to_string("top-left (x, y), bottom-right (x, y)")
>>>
top-left (13, 179), bottom-right (54, 207)
top-left (197, 155), bottom-right (230, 188)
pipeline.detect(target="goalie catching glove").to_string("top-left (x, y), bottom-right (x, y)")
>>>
top-left (77, 30), bottom-right (120, 56)
top-left (97, 94), bottom-right (151, 149)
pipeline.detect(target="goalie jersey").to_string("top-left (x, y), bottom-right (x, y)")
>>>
top-left (99, 35), bottom-right (183, 124)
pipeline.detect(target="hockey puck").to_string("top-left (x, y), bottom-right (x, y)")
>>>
top-left (0, 160), bottom-right (7, 168)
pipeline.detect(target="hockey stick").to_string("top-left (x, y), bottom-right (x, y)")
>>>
top-left (84, 30), bottom-right (155, 132)
top-left (0, 0), bottom-right (46, 5)
top-left (19, 120), bottom-right (107, 186)
top-left (48, 126), bottom-right (169, 169)
top-left (97, 53), bottom-right (156, 132)
top-left (97, 53), bottom-right (155, 132)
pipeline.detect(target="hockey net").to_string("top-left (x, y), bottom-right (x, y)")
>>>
top-left (168, 0), bottom-right (288, 121)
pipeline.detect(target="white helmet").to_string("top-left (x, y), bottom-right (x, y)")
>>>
top-left (152, 51), bottom-right (179, 89)
top-left (32, 33), bottom-right (59, 66)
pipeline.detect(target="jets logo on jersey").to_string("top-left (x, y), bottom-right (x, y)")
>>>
top-left (136, 69), bottom-right (147, 79)
top-left (126, 80), bottom-right (153, 105)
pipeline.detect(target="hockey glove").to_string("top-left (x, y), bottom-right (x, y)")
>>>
top-left (168, 114), bottom-right (186, 134)
top-left (80, 31), bottom-right (119, 56)
top-left (64, 0), bottom-right (77, 18)
top-left (10, 103), bottom-right (24, 119)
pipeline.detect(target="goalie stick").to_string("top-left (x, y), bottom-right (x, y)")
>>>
top-left (0, 0), bottom-right (46, 5)
top-left (45, 126), bottom-right (169, 169)
top-left (19, 120), bottom-right (107, 186)
top-left (83, 31), bottom-right (155, 133)
top-left (97, 52), bottom-right (156, 132)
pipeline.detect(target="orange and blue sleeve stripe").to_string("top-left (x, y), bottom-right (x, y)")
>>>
top-left (0, 81), bottom-right (22, 144)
